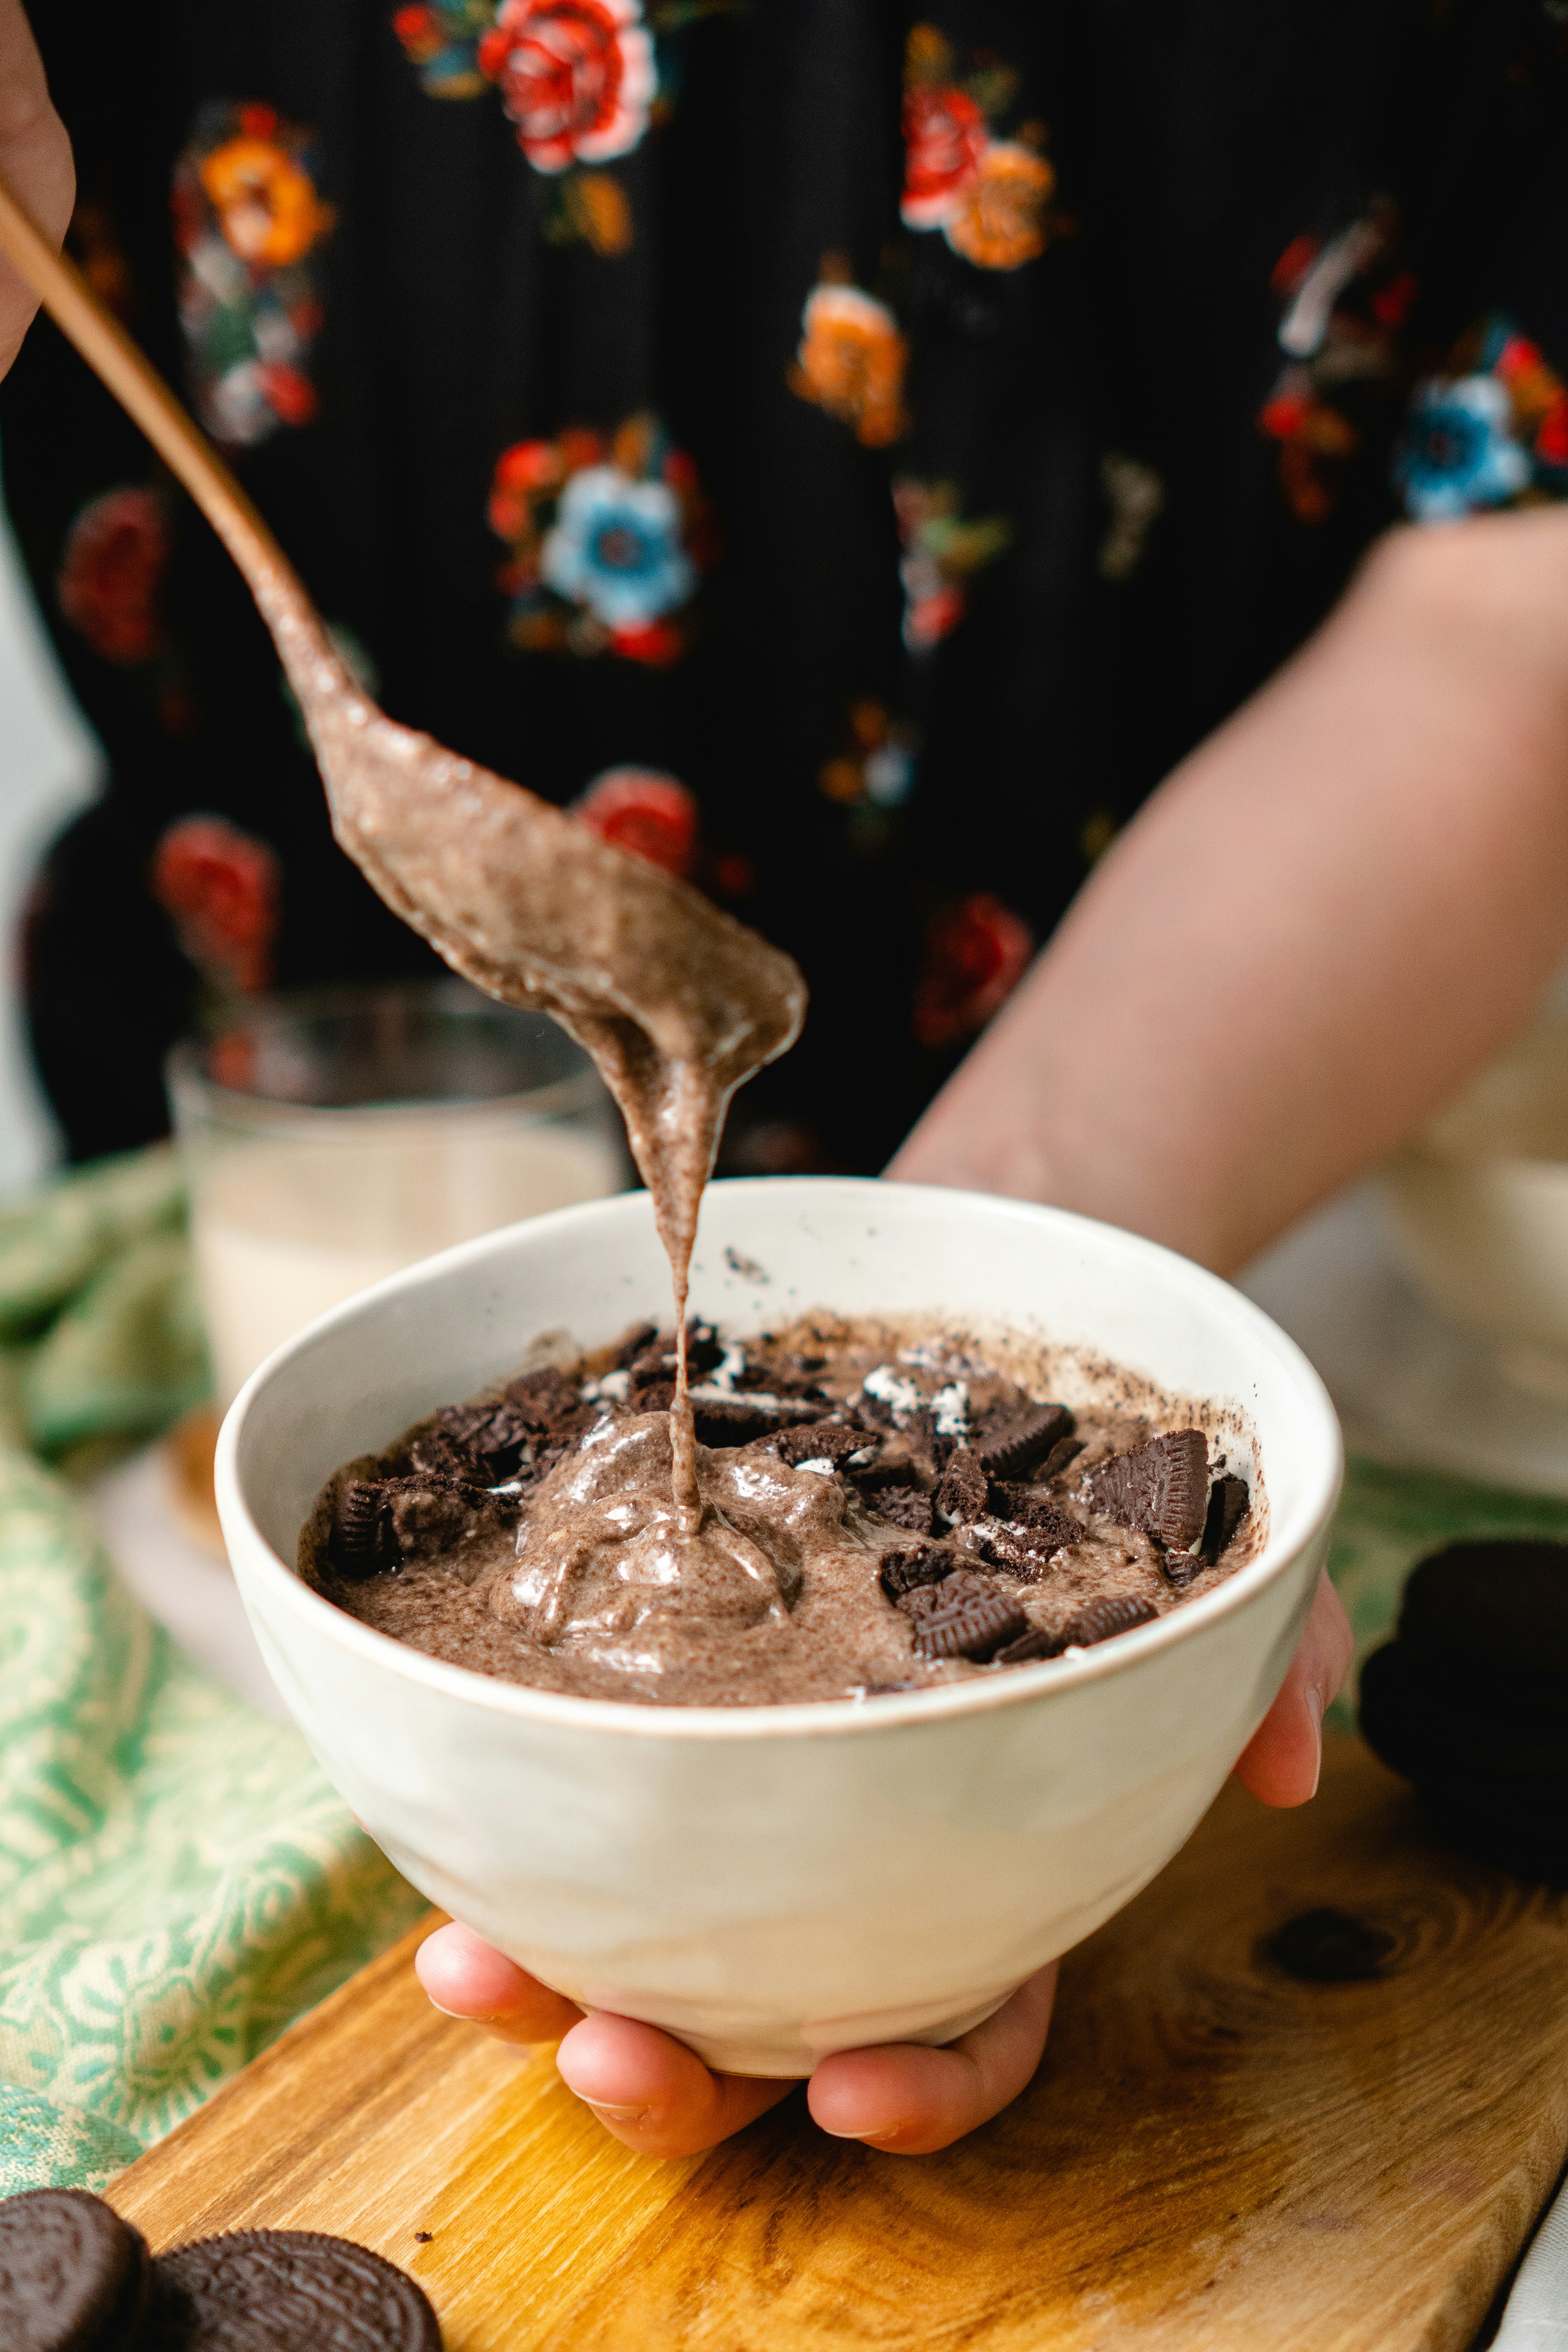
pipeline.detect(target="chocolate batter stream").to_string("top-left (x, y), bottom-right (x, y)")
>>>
top-left (0, 181), bottom-right (807, 1527)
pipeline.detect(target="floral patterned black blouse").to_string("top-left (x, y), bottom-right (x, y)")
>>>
top-left (9, 0), bottom-right (1568, 1170)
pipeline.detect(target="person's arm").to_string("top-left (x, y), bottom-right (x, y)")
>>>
top-left (0, 0), bottom-right (71, 377)
top-left (890, 507), bottom-right (1568, 1272)
top-left (425, 509), bottom-right (1568, 2161)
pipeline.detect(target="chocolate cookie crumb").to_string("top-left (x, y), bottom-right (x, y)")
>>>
top-left (879, 1543), bottom-right (957, 1602)
top-left (977, 1519), bottom-right (1074, 1582)
top-left (332, 1480), bottom-right (398, 1577)
top-left (934, 1447), bottom-right (988, 1523)
top-left (1087, 1430), bottom-right (1208, 1550)
top-left (902, 1570), bottom-right (1027, 1661)
top-left (1060, 1593), bottom-right (1160, 1649)
top-left (774, 1422), bottom-right (877, 1468)
top-left (975, 1403), bottom-right (1073, 1480)
top-left (873, 1486), bottom-right (935, 1535)
top-left (1201, 1472), bottom-right (1250, 1564)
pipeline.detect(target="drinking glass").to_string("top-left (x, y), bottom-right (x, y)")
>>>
top-left (169, 977), bottom-right (627, 1410)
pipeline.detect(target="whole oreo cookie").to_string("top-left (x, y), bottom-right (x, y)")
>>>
top-left (0, 2188), bottom-right (152, 2351)
top-left (1394, 1539), bottom-right (1568, 1685)
top-left (145, 2230), bottom-right (441, 2350)
top-left (1359, 1539), bottom-right (1568, 1883)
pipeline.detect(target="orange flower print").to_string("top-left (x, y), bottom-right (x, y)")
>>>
top-left (173, 103), bottom-right (332, 446)
top-left (944, 143), bottom-right (1053, 272)
top-left (478, 0), bottom-right (656, 172)
top-left (913, 892), bottom-right (1033, 1049)
top-left (788, 279), bottom-right (908, 449)
top-left (901, 25), bottom-right (1056, 273)
top-left (198, 134), bottom-right (332, 267)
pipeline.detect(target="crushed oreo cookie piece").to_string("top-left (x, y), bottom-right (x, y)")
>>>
top-left (878, 1543), bottom-right (957, 1601)
top-left (1038, 1434), bottom-right (1085, 1481)
top-left (1060, 1593), bottom-right (1160, 1650)
top-left (634, 1380), bottom-right (675, 1412)
top-left (436, 1399), bottom-right (530, 1478)
top-left (990, 1486), bottom-right (1080, 1542)
top-left (774, 1422), bottom-right (877, 1468)
top-left (502, 1366), bottom-right (579, 1429)
top-left (901, 1570), bottom-right (1027, 1662)
top-left (977, 1519), bottom-right (1074, 1582)
top-left (692, 1399), bottom-right (780, 1446)
top-left (1202, 1472), bottom-right (1251, 1564)
top-left (934, 1447), bottom-right (988, 1523)
top-left (408, 1428), bottom-right (488, 1486)
top-left (993, 1626), bottom-right (1061, 1666)
top-left (332, 1480), bottom-right (398, 1577)
top-left (1161, 1545), bottom-right (1205, 1592)
top-left (872, 1486), bottom-right (935, 1535)
top-left (1087, 1429), bottom-right (1209, 1550)
top-left (974, 1403), bottom-right (1073, 1480)
top-left (613, 1320), bottom-right (660, 1369)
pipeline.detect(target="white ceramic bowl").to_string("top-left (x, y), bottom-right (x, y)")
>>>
top-left (216, 1179), bottom-right (1342, 2076)
top-left (1377, 1011), bottom-right (1568, 1401)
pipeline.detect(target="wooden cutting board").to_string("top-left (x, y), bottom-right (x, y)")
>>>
top-left (106, 1736), bottom-right (1568, 2351)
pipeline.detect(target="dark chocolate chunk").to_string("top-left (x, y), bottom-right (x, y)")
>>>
top-left (691, 1399), bottom-right (779, 1446)
top-left (902, 1570), bottom-right (1027, 1662)
top-left (1059, 1593), bottom-right (1160, 1649)
top-left (878, 1543), bottom-right (957, 1602)
top-left (1266, 1908), bottom-right (1396, 1984)
top-left (934, 1447), bottom-right (988, 1524)
top-left (331, 1480), bottom-right (398, 1577)
top-left (145, 2229), bottom-right (442, 2351)
top-left (1087, 1430), bottom-right (1209, 1550)
top-left (974, 1403), bottom-right (1073, 1481)
top-left (872, 1486), bottom-right (935, 1536)
top-left (993, 1627), bottom-right (1061, 1666)
top-left (774, 1422), bottom-right (877, 1468)
top-left (1201, 1473), bottom-right (1250, 1565)
top-left (977, 1519), bottom-right (1074, 1583)
top-left (0, 2189), bottom-right (152, 2352)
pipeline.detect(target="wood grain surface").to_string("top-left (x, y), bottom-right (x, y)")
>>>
top-left (107, 1737), bottom-right (1568, 2350)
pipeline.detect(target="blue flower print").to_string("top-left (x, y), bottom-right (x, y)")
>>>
top-left (1396, 375), bottom-right (1530, 522)
top-left (540, 465), bottom-right (696, 631)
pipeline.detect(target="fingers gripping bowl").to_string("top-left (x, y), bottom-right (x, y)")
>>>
top-left (216, 1180), bottom-right (1342, 2076)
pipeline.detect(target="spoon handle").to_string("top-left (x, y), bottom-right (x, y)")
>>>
top-left (0, 173), bottom-right (309, 613)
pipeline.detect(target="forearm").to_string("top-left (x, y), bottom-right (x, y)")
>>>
top-left (892, 508), bottom-right (1568, 1273)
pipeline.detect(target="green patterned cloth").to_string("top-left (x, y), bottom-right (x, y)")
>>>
top-left (0, 1153), bottom-right (425, 2195)
top-left (1, 1147), bottom-right (1566, 2198)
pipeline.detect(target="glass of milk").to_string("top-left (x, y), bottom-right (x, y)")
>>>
top-left (168, 977), bottom-right (628, 1410)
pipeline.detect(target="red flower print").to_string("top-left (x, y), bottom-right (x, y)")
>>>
top-left (56, 487), bottom-right (171, 665)
top-left (913, 892), bottom-right (1033, 1049)
top-left (151, 815), bottom-right (281, 995)
top-left (572, 768), bottom-right (698, 878)
top-left (478, 0), bottom-right (656, 173)
top-left (901, 84), bottom-right (986, 230)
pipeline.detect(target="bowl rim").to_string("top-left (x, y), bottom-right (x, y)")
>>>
top-left (215, 1178), bottom-right (1344, 1744)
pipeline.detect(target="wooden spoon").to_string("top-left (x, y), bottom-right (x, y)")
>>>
top-left (0, 178), bottom-right (805, 1274)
